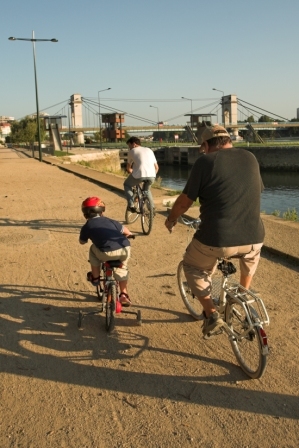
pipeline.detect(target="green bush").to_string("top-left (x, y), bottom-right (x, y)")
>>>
top-left (272, 210), bottom-right (281, 217)
top-left (282, 208), bottom-right (298, 221)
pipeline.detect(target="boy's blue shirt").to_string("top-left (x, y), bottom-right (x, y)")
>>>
top-left (80, 216), bottom-right (130, 252)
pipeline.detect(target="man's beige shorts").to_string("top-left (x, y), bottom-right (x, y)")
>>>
top-left (183, 238), bottom-right (263, 297)
top-left (89, 245), bottom-right (131, 281)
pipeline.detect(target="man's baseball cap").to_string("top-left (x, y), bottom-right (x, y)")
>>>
top-left (197, 125), bottom-right (230, 144)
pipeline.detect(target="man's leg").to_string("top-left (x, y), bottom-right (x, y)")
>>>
top-left (141, 178), bottom-right (155, 207)
top-left (183, 239), bottom-right (224, 335)
top-left (124, 175), bottom-right (140, 209)
top-left (239, 243), bottom-right (263, 289)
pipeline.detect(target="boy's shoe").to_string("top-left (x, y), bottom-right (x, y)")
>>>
top-left (86, 271), bottom-right (100, 286)
top-left (202, 311), bottom-right (224, 336)
top-left (119, 292), bottom-right (131, 307)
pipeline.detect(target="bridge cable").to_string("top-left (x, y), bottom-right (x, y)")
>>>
top-left (238, 98), bottom-right (289, 121)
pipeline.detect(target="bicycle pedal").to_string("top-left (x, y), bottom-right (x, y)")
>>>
top-left (203, 327), bottom-right (224, 339)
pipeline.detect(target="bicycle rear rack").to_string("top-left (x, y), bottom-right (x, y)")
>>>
top-left (225, 284), bottom-right (270, 326)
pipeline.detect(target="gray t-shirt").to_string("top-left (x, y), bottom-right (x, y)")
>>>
top-left (183, 148), bottom-right (265, 247)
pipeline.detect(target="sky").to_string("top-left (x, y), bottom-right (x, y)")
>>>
top-left (2, 0), bottom-right (299, 127)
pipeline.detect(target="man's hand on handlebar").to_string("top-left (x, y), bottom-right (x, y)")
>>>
top-left (165, 217), bottom-right (177, 233)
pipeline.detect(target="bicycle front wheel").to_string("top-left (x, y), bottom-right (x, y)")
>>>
top-left (225, 298), bottom-right (268, 379)
top-left (105, 283), bottom-right (116, 333)
top-left (141, 197), bottom-right (153, 235)
top-left (177, 261), bottom-right (203, 320)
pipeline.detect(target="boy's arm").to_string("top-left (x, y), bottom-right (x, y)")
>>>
top-left (122, 226), bottom-right (133, 237)
top-left (79, 226), bottom-right (88, 244)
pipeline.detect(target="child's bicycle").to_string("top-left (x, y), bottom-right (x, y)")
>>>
top-left (177, 217), bottom-right (270, 379)
top-left (125, 180), bottom-right (154, 235)
top-left (78, 240), bottom-right (142, 333)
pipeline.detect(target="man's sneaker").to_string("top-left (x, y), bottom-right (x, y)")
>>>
top-left (202, 311), bottom-right (224, 336)
top-left (128, 206), bottom-right (137, 213)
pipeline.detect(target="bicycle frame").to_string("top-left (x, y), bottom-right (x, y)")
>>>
top-left (135, 182), bottom-right (149, 212)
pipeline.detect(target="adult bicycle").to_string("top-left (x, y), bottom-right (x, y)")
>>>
top-left (78, 237), bottom-right (142, 333)
top-left (177, 217), bottom-right (270, 379)
top-left (125, 180), bottom-right (154, 235)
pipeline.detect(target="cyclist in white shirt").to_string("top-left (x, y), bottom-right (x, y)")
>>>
top-left (124, 137), bottom-right (159, 212)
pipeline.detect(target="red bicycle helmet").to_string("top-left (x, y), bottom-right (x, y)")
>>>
top-left (82, 196), bottom-right (105, 218)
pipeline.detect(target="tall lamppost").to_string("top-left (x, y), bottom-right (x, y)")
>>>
top-left (212, 88), bottom-right (225, 125)
top-left (8, 32), bottom-right (58, 162)
top-left (181, 96), bottom-right (193, 128)
top-left (149, 105), bottom-right (160, 140)
top-left (98, 87), bottom-right (111, 150)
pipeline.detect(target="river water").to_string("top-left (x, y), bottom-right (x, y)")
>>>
top-left (158, 166), bottom-right (299, 215)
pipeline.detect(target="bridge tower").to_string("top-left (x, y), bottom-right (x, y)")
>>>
top-left (70, 94), bottom-right (84, 144)
top-left (222, 94), bottom-right (238, 137)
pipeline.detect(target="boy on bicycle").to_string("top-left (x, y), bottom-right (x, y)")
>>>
top-left (124, 136), bottom-right (159, 212)
top-left (79, 196), bottom-right (133, 306)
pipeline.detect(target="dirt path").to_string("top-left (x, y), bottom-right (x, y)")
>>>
top-left (0, 148), bottom-right (299, 448)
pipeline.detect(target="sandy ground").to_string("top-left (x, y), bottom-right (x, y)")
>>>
top-left (0, 148), bottom-right (299, 448)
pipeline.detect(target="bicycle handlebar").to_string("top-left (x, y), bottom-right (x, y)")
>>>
top-left (179, 216), bottom-right (201, 229)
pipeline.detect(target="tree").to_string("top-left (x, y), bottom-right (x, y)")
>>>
top-left (258, 115), bottom-right (274, 123)
top-left (10, 116), bottom-right (45, 144)
top-left (257, 115), bottom-right (274, 139)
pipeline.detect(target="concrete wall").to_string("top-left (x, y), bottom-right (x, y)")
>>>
top-left (120, 146), bottom-right (299, 171)
top-left (157, 146), bottom-right (299, 171)
top-left (242, 146), bottom-right (299, 171)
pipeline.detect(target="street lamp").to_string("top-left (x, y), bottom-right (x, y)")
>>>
top-left (98, 87), bottom-right (111, 150)
top-left (212, 88), bottom-right (224, 97)
top-left (8, 32), bottom-right (58, 162)
top-left (181, 96), bottom-right (193, 128)
top-left (149, 105), bottom-right (160, 139)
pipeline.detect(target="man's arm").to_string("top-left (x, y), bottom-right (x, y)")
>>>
top-left (126, 162), bottom-right (133, 174)
top-left (154, 162), bottom-right (159, 174)
top-left (164, 193), bottom-right (193, 232)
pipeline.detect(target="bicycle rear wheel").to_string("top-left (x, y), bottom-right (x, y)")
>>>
top-left (177, 261), bottom-right (203, 320)
top-left (105, 283), bottom-right (116, 333)
top-left (225, 298), bottom-right (268, 379)
top-left (141, 197), bottom-right (153, 235)
top-left (125, 192), bottom-right (139, 224)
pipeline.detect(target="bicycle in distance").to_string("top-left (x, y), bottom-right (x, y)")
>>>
top-left (125, 180), bottom-right (154, 235)
top-left (177, 217), bottom-right (270, 379)
top-left (78, 236), bottom-right (141, 333)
